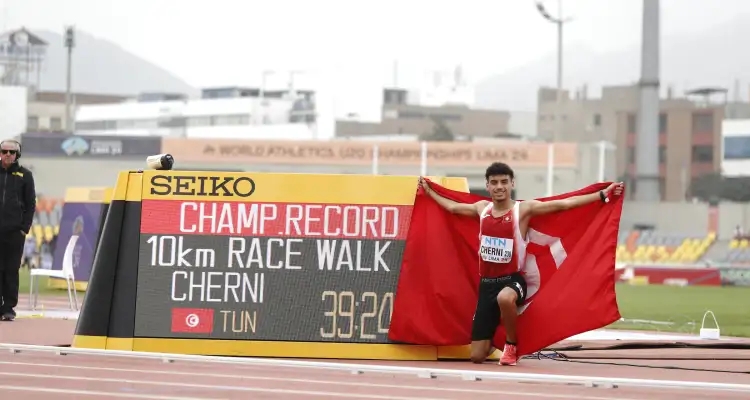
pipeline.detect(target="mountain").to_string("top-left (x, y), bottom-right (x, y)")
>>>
top-left (30, 29), bottom-right (199, 97)
top-left (475, 14), bottom-right (750, 111)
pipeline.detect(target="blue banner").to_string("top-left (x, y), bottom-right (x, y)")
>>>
top-left (51, 202), bottom-right (105, 282)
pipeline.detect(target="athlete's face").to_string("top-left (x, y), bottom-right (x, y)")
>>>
top-left (486, 174), bottom-right (514, 201)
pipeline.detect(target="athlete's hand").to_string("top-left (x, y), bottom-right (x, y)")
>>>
top-left (418, 176), bottom-right (431, 193)
top-left (605, 182), bottom-right (625, 197)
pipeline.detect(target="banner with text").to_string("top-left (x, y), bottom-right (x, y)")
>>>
top-left (161, 138), bottom-right (578, 169)
top-left (134, 171), bottom-right (433, 343)
top-left (21, 132), bottom-right (162, 158)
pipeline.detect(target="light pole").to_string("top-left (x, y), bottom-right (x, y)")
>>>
top-left (535, 1), bottom-right (572, 196)
top-left (64, 26), bottom-right (75, 133)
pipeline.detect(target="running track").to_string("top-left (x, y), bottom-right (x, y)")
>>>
top-left (0, 297), bottom-right (748, 399)
top-left (0, 349), bottom-right (748, 399)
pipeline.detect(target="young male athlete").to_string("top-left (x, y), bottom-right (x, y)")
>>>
top-left (418, 162), bottom-right (623, 366)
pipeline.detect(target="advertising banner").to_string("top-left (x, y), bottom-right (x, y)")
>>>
top-left (50, 187), bottom-right (112, 285)
top-left (20, 132), bottom-right (162, 157)
top-left (629, 266), bottom-right (721, 286)
top-left (133, 171), bottom-right (424, 343)
top-left (719, 267), bottom-right (750, 286)
top-left (161, 138), bottom-right (578, 169)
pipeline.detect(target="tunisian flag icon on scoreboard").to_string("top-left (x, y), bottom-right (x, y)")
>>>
top-left (171, 308), bottom-right (214, 333)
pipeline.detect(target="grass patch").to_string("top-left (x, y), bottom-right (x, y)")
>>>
top-left (608, 283), bottom-right (750, 337)
top-left (18, 267), bottom-right (67, 296)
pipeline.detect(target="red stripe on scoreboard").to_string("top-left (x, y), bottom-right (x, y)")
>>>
top-left (141, 200), bottom-right (412, 240)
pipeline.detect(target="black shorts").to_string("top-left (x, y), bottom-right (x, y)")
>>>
top-left (470, 272), bottom-right (527, 342)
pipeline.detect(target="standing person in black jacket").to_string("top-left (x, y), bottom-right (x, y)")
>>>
top-left (0, 139), bottom-right (36, 321)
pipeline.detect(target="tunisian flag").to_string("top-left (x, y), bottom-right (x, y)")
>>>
top-left (388, 180), bottom-right (623, 356)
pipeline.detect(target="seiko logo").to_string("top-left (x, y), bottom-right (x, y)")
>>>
top-left (150, 175), bottom-right (256, 197)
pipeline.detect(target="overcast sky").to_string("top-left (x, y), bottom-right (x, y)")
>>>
top-left (2, 0), bottom-right (747, 91)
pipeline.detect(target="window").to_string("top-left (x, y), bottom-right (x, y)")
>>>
top-left (692, 145), bottom-right (714, 163)
top-left (398, 111), bottom-right (425, 119)
top-left (211, 115), bottom-right (249, 126)
top-left (431, 113), bottom-right (462, 121)
top-left (132, 119), bottom-right (157, 129)
top-left (692, 112), bottom-right (714, 133)
top-left (723, 137), bottom-right (750, 160)
top-left (117, 120), bottom-right (135, 129)
top-left (50, 117), bottom-right (62, 131)
top-left (659, 146), bottom-right (666, 164)
top-left (659, 177), bottom-right (666, 201)
top-left (27, 116), bottom-right (39, 130)
top-left (627, 114), bottom-right (637, 133)
top-left (659, 113), bottom-right (667, 134)
top-left (187, 116), bottom-right (211, 127)
top-left (593, 114), bottom-right (601, 127)
top-left (76, 120), bottom-right (108, 130)
top-left (158, 117), bottom-right (187, 128)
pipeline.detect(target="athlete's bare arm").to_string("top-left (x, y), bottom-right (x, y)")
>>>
top-left (418, 177), bottom-right (489, 217)
top-left (522, 182), bottom-right (625, 217)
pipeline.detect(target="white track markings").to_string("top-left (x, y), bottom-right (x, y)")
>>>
top-left (0, 371), bottom-right (445, 400)
top-left (0, 384), bottom-right (219, 400)
top-left (0, 361), bottom-right (643, 400)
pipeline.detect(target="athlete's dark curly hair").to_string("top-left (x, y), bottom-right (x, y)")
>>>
top-left (485, 162), bottom-right (514, 181)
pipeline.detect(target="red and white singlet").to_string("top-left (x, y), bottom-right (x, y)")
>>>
top-left (478, 201), bottom-right (528, 278)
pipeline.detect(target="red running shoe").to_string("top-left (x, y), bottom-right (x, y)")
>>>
top-left (499, 343), bottom-right (518, 366)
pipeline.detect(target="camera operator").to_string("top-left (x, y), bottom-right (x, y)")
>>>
top-left (0, 139), bottom-right (36, 321)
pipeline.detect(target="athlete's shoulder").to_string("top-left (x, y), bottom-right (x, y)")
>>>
top-left (474, 199), bottom-right (491, 215)
top-left (517, 199), bottom-right (540, 218)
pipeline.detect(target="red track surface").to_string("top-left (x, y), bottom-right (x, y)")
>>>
top-left (0, 297), bottom-right (747, 399)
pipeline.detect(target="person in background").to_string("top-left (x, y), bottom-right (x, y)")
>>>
top-left (0, 139), bottom-right (36, 322)
top-left (22, 233), bottom-right (37, 269)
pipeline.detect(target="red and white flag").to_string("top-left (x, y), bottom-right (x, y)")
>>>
top-left (388, 180), bottom-right (623, 356)
top-left (171, 308), bottom-right (214, 334)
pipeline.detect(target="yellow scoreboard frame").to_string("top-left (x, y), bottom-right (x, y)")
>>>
top-left (72, 170), bottom-right (500, 361)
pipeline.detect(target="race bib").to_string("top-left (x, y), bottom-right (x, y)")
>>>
top-left (479, 235), bottom-right (513, 263)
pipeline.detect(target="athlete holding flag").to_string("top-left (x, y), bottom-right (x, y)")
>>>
top-left (419, 162), bottom-right (624, 366)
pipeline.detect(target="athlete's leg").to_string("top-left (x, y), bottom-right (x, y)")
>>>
top-left (470, 340), bottom-right (495, 363)
top-left (497, 276), bottom-right (527, 366)
top-left (497, 287), bottom-right (519, 343)
top-left (470, 281), bottom-right (501, 363)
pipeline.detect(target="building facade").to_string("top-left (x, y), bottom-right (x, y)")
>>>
top-left (335, 88), bottom-right (510, 139)
top-left (26, 90), bottom-right (129, 132)
top-left (537, 84), bottom-right (725, 201)
top-left (73, 86), bottom-right (322, 140)
top-left (617, 106), bottom-right (723, 201)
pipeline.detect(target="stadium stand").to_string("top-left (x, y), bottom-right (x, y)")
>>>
top-left (616, 230), bottom-right (716, 264)
top-left (29, 196), bottom-right (62, 249)
top-left (722, 238), bottom-right (750, 264)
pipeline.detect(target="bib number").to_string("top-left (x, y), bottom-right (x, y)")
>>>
top-left (479, 235), bottom-right (513, 263)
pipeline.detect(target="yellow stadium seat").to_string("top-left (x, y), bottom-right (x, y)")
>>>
top-left (43, 225), bottom-right (53, 241)
top-left (741, 240), bottom-right (749, 248)
top-left (54, 225), bottom-right (60, 235)
top-left (617, 233), bottom-right (719, 264)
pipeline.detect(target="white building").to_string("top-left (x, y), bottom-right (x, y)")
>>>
top-left (73, 87), bottom-right (326, 141)
top-left (721, 119), bottom-right (750, 177)
top-left (0, 85), bottom-right (27, 140)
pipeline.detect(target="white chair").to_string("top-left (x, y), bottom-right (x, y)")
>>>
top-left (29, 234), bottom-right (80, 311)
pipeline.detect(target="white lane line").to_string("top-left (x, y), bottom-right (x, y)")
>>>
top-left (0, 371), bottom-right (445, 400)
top-left (0, 384), bottom-right (221, 400)
top-left (0, 361), bottom-right (643, 400)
